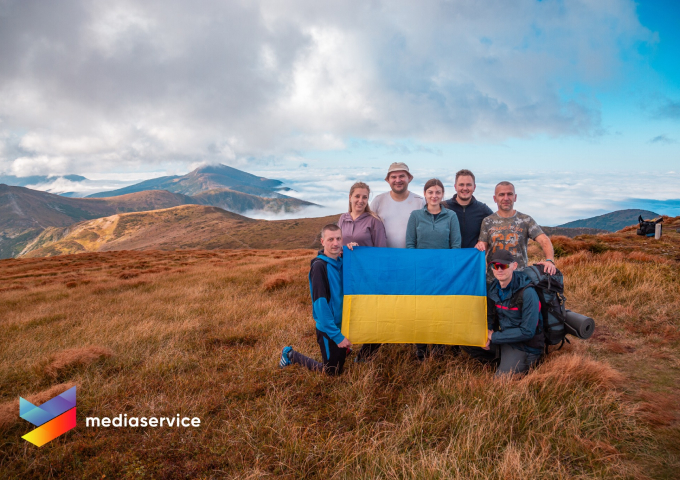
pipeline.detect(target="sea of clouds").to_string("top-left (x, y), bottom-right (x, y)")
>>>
top-left (243, 166), bottom-right (680, 226)
top-left (11, 162), bottom-right (679, 226)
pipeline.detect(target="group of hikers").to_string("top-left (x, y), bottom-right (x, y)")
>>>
top-left (279, 162), bottom-right (559, 377)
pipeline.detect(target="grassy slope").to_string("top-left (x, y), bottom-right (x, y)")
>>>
top-left (0, 222), bottom-right (678, 477)
top-left (21, 206), bottom-right (341, 257)
top-left (0, 186), bottom-right (197, 259)
top-left (0, 185), bottom-right (195, 231)
top-left (540, 226), bottom-right (609, 237)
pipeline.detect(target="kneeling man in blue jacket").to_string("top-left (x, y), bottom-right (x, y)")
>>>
top-left (279, 224), bottom-right (353, 375)
top-left (464, 249), bottom-right (544, 376)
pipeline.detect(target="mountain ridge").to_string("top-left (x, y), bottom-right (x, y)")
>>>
top-left (86, 164), bottom-right (286, 198)
top-left (0, 185), bottom-right (198, 258)
top-left (0, 182), bottom-right (315, 259)
top-left (557, 209), bottom-right (659, 232)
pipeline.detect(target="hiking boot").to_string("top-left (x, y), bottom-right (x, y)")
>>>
top-left (279, 346), bottom-right (293, 368)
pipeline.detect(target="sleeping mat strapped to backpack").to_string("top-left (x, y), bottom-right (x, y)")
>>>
top-left (510, 264), bottom-right (596, 352)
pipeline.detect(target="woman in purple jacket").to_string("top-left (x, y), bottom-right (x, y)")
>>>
top-left (338, 181), bottom-right (387, 363)
top-left (337, 182), bottom-right (387, 248)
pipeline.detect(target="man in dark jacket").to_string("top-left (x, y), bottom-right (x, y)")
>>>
top-left (279, 224), bottom-right (352, 375)
top-left (443, 169), bottom-right (493, 248)
top-left (464, 249), bottom-right (544, 376)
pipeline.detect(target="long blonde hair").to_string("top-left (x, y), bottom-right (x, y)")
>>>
top-left (348, 182), bottom-right (380, 219)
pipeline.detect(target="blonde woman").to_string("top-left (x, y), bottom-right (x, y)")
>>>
top-left (337, 182), bottom-right (387, 247)
top-left (338, 181), bottom-right (386, 363)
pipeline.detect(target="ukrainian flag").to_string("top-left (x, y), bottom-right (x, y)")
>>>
top-left (341, 247), bottom-right (488, 346)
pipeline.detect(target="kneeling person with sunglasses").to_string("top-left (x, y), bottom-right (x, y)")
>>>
top-left (463, 249), bottom-right (544, 377)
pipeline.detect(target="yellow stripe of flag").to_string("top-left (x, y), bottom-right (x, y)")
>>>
top-left (342, 294), bottom-right (487, 346)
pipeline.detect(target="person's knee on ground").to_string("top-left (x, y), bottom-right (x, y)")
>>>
top-left (494, 344), bottom-right (541, 377)
top-left (322, 359), bottom-right (345, 376)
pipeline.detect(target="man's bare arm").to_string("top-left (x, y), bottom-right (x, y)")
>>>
top-left (535, 234), bottom-right (556, 274)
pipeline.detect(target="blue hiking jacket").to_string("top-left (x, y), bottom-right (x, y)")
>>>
top-left (487, 270), bottom-right (544, 354)
top-left (308, 251), bottom-right (344, 344)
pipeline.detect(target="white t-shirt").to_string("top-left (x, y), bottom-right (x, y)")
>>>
top-left (370, 191), bottom-right (425, 248)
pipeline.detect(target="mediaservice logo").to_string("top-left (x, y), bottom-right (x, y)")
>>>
top-left (20, 386), bottom-right (77, 447)
top-left (19, 386), bottom-right (201, 447)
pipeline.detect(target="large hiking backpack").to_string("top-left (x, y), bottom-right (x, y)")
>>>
top-left (510, 264), bottom-right (568, 352)
top-left (636, 215), bottom-right (662, 237)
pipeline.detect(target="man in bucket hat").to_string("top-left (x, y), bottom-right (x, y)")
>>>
top-left (354, 163), bottom-right (425, 362)
top-left (369, 162), bottom-right (425, 249)
top-left (462, 249), bottom-right (544, 377)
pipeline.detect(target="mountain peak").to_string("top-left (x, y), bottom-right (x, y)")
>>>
top-left (191, 164), bottom-right (283, 187)
top-left (88, 164), bottom-right (284, 198)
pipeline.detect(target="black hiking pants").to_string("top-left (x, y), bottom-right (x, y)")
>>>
top-left (290, 328), bottom-right (347, 376)
top-left (357, 343), bottom-right (382, 360)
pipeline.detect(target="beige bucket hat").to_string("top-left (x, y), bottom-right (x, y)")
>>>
top-left (384, 162), bottom-right (413, 181)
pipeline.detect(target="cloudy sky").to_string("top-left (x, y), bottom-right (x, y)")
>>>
top-left (1, 0), bottom-right (678, 222)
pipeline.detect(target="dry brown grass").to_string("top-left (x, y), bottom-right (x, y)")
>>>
top-left (42, 347), bottom-right (115, 380)
top-left (1, 227), bottom-right (679, 478)
top-left (262, 274), bottom-right (294, 291)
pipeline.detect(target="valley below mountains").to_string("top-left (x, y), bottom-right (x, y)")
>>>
top-left (0, 164), bottom-right (316, 258)
top-left (20, 206), bottom-right (339, 257)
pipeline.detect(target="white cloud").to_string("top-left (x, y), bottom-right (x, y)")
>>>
top-left (251, 164), bottom-right (680, 225)
top-left (0, 0), bottom-right (653, 176)
top-left (11, 155), bottom-right (75, 177)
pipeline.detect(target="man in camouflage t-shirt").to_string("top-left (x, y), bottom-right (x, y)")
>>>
top-left (476, 181), bottom-right (557, 278)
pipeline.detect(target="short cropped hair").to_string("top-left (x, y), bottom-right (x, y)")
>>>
top-left (320, 223), bottom-right (341, 238)
top-left (455, 169), bottom-right (476, 184)
top-left (423, 178), bottom-right (445, 194)
top-left (495, 181), bottom-right (515, 193)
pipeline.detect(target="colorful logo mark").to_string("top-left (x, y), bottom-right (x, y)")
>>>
top-left (20, 386), bottom-right (76, 447)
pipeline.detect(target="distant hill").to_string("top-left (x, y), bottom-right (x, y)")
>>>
top-left (20, 205), bottom-right (340, 257)
top-left (87, 164), bottom-right (286, 198)
top-left (557, 209), bottom-right (660, 232)
top-left (86, 164), bottom-right (314, 213)
top-left (541, 226), bottom-right (609, 237)
top-left (191, 189), bottom-right (311, 213)
top-left (0, 185), bottom-right (196, 258)
top-left (0, 174), bottom-right (87, 187)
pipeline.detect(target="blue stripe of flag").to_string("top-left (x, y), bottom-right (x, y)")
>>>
top-left (342, 247), bottom-right (486, 297)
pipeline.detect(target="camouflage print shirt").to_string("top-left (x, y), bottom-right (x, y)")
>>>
top-left (478, 211), bottom-right (544, 276)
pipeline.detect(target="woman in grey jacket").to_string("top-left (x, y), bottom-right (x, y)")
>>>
top-left (406, 178), bottom-right (462, 361)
